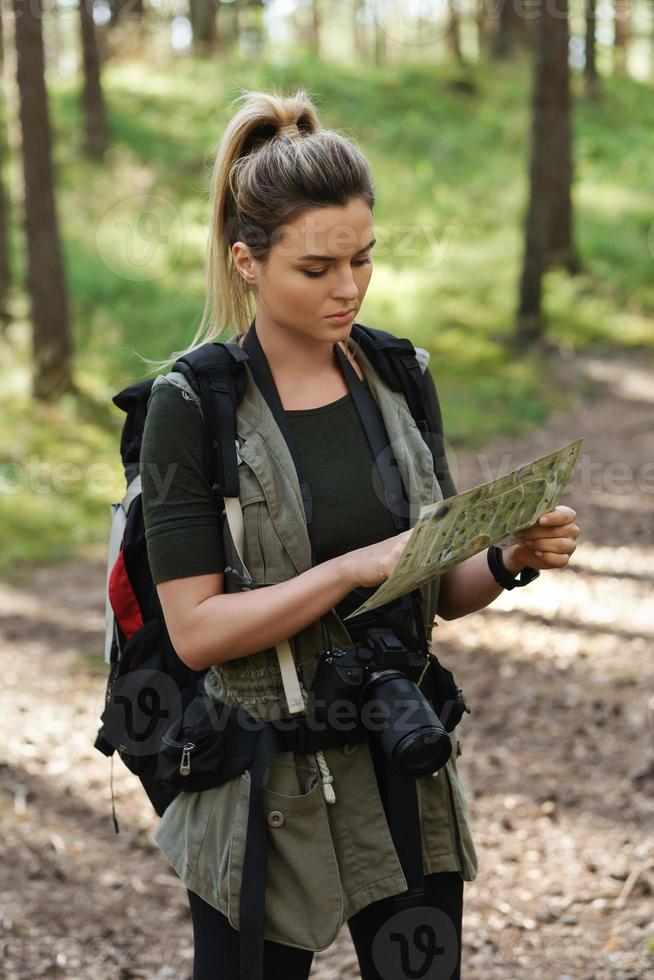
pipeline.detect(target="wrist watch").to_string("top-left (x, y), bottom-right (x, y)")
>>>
top-left (487, 544), bottom-right (540, 591)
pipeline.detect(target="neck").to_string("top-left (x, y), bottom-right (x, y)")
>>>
top-left (247, 312), bottom-right (351, 379)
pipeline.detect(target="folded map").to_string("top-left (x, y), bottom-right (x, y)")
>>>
top-left (344, 438), bottom-right (583, 620)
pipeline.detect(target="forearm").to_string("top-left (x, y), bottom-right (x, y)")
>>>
top-left (437, 546), bottom-right (525, 621)
top-left (186, 554), bottom-right (357, 670)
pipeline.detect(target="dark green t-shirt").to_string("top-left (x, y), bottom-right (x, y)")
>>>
top-left (140, 370), bottom-right (456, 619)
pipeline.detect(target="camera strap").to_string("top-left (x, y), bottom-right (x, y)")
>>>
top-left (334, 342), bottom-right (409, 532)
top-left (369, 735), bottom-right (426, 905)
top-left (242, 322), bottom-right (318, 566)
top-left (238, 723), bottom-right (284, 980)
top-left (386, 763), bottom-right (426, 902)
top-left (237, 716), bottom-right (370, 980)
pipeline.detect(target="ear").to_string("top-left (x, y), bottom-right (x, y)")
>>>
top-left (231, 241), bottom-right (257, 284)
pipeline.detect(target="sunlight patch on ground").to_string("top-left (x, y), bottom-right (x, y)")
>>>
top-left (579, 357), bottom-right (654, 404)
top-left (0, 580), bottom-right (105, 634)
top-left (570, 542), bottom-right (654, 575)
top-left (497, 545), bottom-right (654, 631)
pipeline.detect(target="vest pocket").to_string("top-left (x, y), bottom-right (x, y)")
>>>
top-left (237, 432), bottom-right (308, 581)
top-left (237, 465), bottom-right (269, 582)
top-left (227, 767), bottom-right (344, 949)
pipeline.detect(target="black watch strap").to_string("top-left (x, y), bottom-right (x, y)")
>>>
top-left (487, 545), bottom-right (540, 590)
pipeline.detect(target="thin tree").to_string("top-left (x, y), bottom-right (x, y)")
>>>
top-left (491, 0), bottom-right (532, 59)
top-left (13, 0), bottom-right (73, 398)
top-left (491, 0), bottom-right (515, 59)
top-left (585, 0), bottom-right (601, 98)
top-left (514, 0), bottom-right (534, 51)
top-left (476, 0), bottom-right (490, 56)
top-left (515, 0), bottom-right (578, 344)
top-left (79, 0), bottom-right (109, 158)
top-left (0, 8), bottom-right (12, 325)
top-left (352, 0), bottom-right (366, 60)
top-left (233, 0), bottom-right (243, 47)
top-left (613, 0), bottom-right (630, 74)
top-left (447, 0), bottom-right (465, 65)
top-left (190, 0), bottom-right (217, 53)
top-left (109, 0), bottom-right (144, 28)
top-left (310, 0), bottom-right (321, 58)
top-left (373, 0), bottom-right (386, 66)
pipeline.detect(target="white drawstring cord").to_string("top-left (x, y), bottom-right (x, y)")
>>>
top-left (315, 749), bottom-right (336, 804)
top-left (298, 680), bottom-right (336, 805)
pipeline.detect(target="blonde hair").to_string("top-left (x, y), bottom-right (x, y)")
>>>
top-left (138, 87), bottom-right (375, 375)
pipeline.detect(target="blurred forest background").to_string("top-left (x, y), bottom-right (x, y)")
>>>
top-left (0, 2), bottom-right (653, 978)
top-left (0, 0), bottom-right (652, 573)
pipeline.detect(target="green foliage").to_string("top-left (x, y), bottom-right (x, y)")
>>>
top-left (0, 328), bottom-right (123, 577)
top-left (2, 56), bottom-right (652, 575)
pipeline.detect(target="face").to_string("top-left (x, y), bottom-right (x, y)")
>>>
top-left (232, 196), bottom-right (375, 346)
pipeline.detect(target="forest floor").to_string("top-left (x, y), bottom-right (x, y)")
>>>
top-left (1, 349), bottom-right (653, 979)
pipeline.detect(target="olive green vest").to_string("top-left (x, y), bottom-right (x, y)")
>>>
top-left (151, 336), bottom-right (478, 949)
top-left (204, 338), bottom-right (444, 721)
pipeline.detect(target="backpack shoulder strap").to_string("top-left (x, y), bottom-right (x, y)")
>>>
top-left (350, 322), bottom-right (441, 465)
top-left (172, 341), bottom-right (250, 501)
top-left (173, 341), bottom-right (306, 715)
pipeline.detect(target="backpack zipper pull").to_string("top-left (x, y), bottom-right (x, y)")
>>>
top-left (179, 742), bottom-right (195, 776)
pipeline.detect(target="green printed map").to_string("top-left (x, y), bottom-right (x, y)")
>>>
top-left (345, 438), bottom-right (583, 620)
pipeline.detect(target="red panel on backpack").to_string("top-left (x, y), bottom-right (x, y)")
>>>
top-left (108, 544), bottom-right (144, 640)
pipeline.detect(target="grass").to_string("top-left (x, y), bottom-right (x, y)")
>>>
top-left (1, 54), bottom-right (652, 577)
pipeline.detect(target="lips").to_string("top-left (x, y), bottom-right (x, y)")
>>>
top-left (327, 309), bottom-right (356, 317)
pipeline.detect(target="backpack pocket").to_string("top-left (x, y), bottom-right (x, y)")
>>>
top-left (100, 617), bottom-right (181, 771)
top-left (227, 766), bottom-right (344, 950)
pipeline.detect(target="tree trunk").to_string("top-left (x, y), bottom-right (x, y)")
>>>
top-left (513, 0), bottom-right (532, 51)
top-left (476, 0), bottom-right (490, 57)
top-left (515, 0), bottom-right (577, 344)
top-left (492, 0), bottom-right (532, 59)
top-left (190, 0), bottom-right (217, 53)
top-left (543, 0), bottom-right (578, 272)
top-left (234, 0), bottom-right (242, 45)
top-left (79, 0), bottom-right (109, 159)
top-left (353, 0), bottom-right (366, 60)
top-left (373, 1), bottom-right (386, 66)
top-left (447, 0), bottom-right (465, 65)
top-left (110, 0), bottom-right (144, 28)
top-left (585, 0), bottom-right (601, 98)
top-left (13, 0), bottom-right (73, 399)
top-left (613, 0), bottom-right (630, 74)
top-left (491, 0), bottom-right (514, 59)
top-left (0, 9), bottom-right (12, 325)
top-left (311, 0), bottom-right (321, 58)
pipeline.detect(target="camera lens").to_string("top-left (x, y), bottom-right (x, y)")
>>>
top-left (390, 727), bottom-right (452, 777)
top-left (361, 670), bottom-right (452, 778)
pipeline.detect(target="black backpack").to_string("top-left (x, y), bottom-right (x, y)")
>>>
top-left (94, 323), bottom-right (451, 829)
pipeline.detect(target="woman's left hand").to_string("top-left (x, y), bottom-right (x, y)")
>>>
top-left (502, 505), bottom-right (581, 573)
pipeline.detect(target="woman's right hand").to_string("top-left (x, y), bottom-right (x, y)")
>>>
top-left (342, 528), bottom-right (414, 589)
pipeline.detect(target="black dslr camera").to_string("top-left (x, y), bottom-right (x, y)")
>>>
top-left (307, 627), bottom-right (469, 779)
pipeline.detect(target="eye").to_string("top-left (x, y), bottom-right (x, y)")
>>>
top-left (302, 258), bottom-right (371, 279)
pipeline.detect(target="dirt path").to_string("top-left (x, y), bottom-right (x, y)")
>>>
top-left (1, 352), bottom-right (653, 979)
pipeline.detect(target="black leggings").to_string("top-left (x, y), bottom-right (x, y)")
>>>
top-left (187, 870), bottom-right (463, 980)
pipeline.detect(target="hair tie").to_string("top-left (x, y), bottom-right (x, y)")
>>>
top-left (278, 122), bottom-right (300, 139)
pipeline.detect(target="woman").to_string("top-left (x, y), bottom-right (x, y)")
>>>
top-left (140, 89), bottom-right (580, 980)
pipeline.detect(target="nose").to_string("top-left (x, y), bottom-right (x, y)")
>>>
top-left (332, 264), bottom-right (359, 302)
